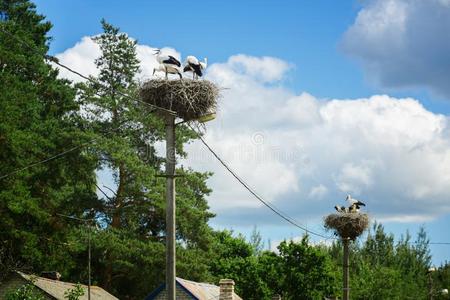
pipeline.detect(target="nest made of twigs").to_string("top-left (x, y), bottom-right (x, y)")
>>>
top-left (139, 79), bottom-right (220, 121)
top-left (324, 213), bottom-right (369, 240)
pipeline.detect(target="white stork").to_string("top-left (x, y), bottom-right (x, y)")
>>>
top-left (346, 194), bottom-right (365, 213)
top-left (334, 205), bottom-right (348, 213)
top-left (153, 63), bottom-right (182, 79)
top-left (349, 205), bottom-right (360, 213)
top-left (183, 55), bottom-right (204, 79)
top-left (153, 49), bottom-right (182, 79)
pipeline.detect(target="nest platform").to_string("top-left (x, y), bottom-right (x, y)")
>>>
top-left (324, 213), bottom-right (369, 240)
top-left (139, 79), bottom-right (219, 121)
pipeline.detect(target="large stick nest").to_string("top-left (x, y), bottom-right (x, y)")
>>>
top-left (139, 79), bottom-right (220, 121)
top-left (324, 213), bottom-right (369, 240)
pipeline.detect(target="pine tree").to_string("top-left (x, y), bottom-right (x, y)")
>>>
top-left (0, 0), bottom-right (97, 276)
top-left (76, 19), bottom-right (215, 298)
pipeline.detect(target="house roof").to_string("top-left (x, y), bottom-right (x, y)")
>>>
top-left (17, 271), bottom-right (118, 300)
top-left (145, 277), bottom-right (243, 300)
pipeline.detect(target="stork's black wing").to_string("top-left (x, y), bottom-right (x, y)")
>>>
top-left (183, 65), bottom-right (192, 72)
top-left (191, 63), bottom-right (202, 77)
top-left (355, 201), bottom-right (365, 206)
top-left (163, 55), bottom-right (181, 67)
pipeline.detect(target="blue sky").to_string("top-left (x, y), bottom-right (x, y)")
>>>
top-left (35, 0), bottom-right (450, 264)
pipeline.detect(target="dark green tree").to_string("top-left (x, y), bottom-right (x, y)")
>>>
top-left (277, 237), bottom-right (339, 300)
top-left (327, 223), bottom-right (432, 299)
top-left (75, 19), bottom-right (215, 299)
top-left (64, 283), bottom-right (85, 300)
top-left (435, 263), bottom-right (450, 300)
top-left (208, 230), bottom-right (272, 300)
top-left (249, 225), bottom-right (264, 255)
top-left (0, 0), bottom-right (97, 278)
top-left (5, 283), bottom-right (46, 300)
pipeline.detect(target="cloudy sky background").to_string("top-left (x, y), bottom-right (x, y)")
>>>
top-left (36, 0), bottom-right (450, 263)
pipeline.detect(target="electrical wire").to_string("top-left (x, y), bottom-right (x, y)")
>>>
top-left (0, 128), bottom-right (118, 181)
top-left (187, 124), bottom-right (335, 240)
top-left (0, 26), bottom-right (176, 116)
top-left (4, 25), bottom-right (449, 246)
top-left (94, 182), bottom-right (115, 202)
top-left (55, 213), bottom-right (95, 223)
top-left (0, 143), bottom-right (88, 180)
top-left (0, 25), bottom-right (174, 181)
top-left (187, 127), bottom-right (450, 245)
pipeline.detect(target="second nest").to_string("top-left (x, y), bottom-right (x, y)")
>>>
top-left (139, 79), bottom-right (219, 121)
top-left (324, 213), bottom-right (369, 240)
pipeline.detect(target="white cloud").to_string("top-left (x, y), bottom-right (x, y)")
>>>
top-left (308, 184), bottom-right (328, 200)
top-left (375, 214), bottom-right (435, 223)
top-left (335, 161), bottom-right (375, 195)
top-left (54, 36), bottom-right (180, 82)
top-left (54, 37), bottom-right (450, 226)
top-left (341, 0), bottom-right (450, 98)
top-left (54, 36), bottom-right (100, 82)
top-left (226, 54), bottom-right (292, 83)
top-left (186, 55), bottom-right (450, 224)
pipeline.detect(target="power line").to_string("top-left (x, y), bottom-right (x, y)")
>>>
top-left (94, 183), bottom-right (115, 202)
top-left (0, 123), bottom-right (127, 181)
top-left (0, 26), bottom-right (176, 116)
top-left (5, 25), bottom-right (448, 246)
top-left (189, 127), bottom-right (450, 245)
top-left (0, 143), bottom-right (87, 181)
top-left (55, 213), bottom-right (95, 223)
top-left (187, 124), bottom-right (335, 240)
top-left (0, 127), bottom-right (116, 181)
top-left (0, 25), bottom-right (175, 181)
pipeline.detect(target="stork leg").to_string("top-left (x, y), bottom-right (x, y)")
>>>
top-left (165, 71), bottom-right (168, 80)
top-left (177, 71), bottom-right (182, 80)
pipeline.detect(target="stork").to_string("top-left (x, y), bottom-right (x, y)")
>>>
top-left (153, 63), bottom-right (182, 79)
top-left (346, 194), bottom-right (365, 213)
top-left (153, 49), bottom-right (182, 79)
top-left (348, 205), bottom-right (360, 213)
top-left (334, 205), bottom-right (348, 213)
top-left (183, 55), bottom-right (203, 79)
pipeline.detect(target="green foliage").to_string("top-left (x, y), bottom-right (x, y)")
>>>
top-left (1, 2), bottom-right (445, 300)
top-left (277, 237), bottom-right (339, 300)
top-left (5, 283), bottom-right (45, 300)
top-left (72, 19), bottom-right (214, 299)
top-left (1, 3), bottom-right (214, 299)
top-left (64, 283), bottom-right (85, 300)
top-left (0, 0), bottom-right (97, 277)
top-left (326, 223), bottom-right (433, 299)
top-left (209, 230), bottom-right (272, 300)
top-left (209, 232), bottom-right (339, 300)
top-left (249, 225), bottom-right (264, 255)
top-left (435, 264), bottom-right (450, 300)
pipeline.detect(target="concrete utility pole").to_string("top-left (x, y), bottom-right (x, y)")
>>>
top-left (88, 224), bottom-right (91, 300)
top-left (343, 238), bottom-right (350, 300)
top-left (165, 114), bottom-right (176, 300)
